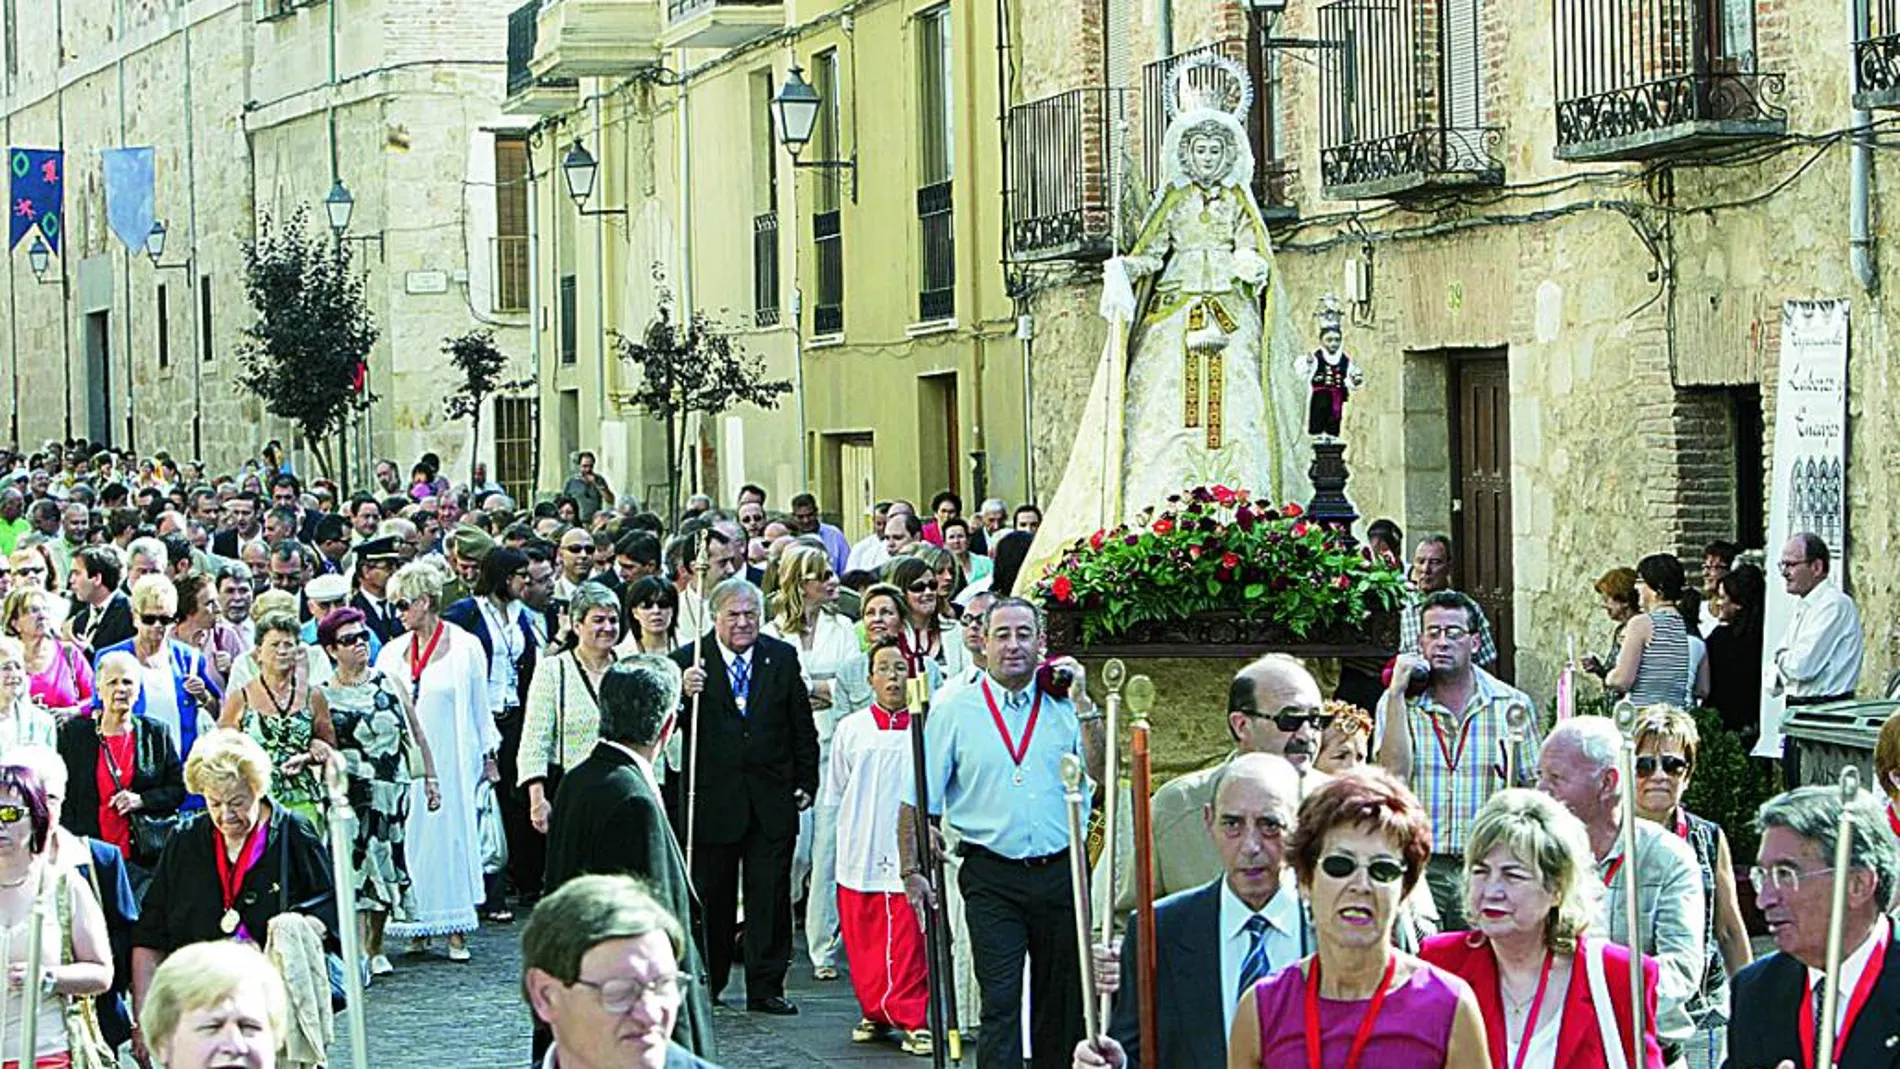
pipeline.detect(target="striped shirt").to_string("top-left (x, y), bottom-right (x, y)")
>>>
top-left (1400, 666), bottom-right (1539, 856)
top-left (1628, 607), bottom-right (1692, 707)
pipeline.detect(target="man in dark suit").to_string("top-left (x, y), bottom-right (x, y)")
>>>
top-left (1076, 753), bottom-right (1308, 1069)
top-left (1724, 785), bottom-right (1900, 1069)
top-left (541, 654), bottom-right (712, 1061)
top-left (672, 577), bottom-right (818, 1016)
top-left (348, 536), bottom-right (403, 644)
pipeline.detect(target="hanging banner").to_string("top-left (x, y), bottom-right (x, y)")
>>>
top-left (102, 147), bottom-right (156, 253)
top-left (1757, 298), bottom-right (1850, 759)
top-left (9, 148), bottom-right (63, 252)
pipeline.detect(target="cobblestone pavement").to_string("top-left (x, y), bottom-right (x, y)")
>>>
top-left (348, 924), bottom-right (928, 1069)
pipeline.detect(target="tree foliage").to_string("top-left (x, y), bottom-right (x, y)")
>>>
top-left (443, 329), bottom-right (530, 483)
top-left (236, 209), bottom-right (378, 479)
top-left (615, 278), bottom-right (792, 521)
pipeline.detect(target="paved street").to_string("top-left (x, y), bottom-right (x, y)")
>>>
top-left (347, 924), bottom-right (926, 1069)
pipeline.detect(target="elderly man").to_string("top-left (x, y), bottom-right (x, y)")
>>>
top-left (1538, 717), bottom-right (1705, 1064)
top-left (1770, 532), bottom-right (1864, 785)
top-left (0, 488), bottom-right (27, 555)
top-left (523, 875), bottom-right (723, 1069)
top-left (673, 578), bottom-right (817, 1016)
top-left (1077, 753), bottom-right (1307, 1069)
top-left (1724, 785), bottom-right (1900, 1069)
top-left (846, 501), bottom-right (896, 574)
top-left (1380, 589), bottom-right (1538, 929)
top-left (542, 655), bottom-right (711, 1062)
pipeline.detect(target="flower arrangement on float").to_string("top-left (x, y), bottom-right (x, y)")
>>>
top-left (1033, 484), bottom-right (1407, 646)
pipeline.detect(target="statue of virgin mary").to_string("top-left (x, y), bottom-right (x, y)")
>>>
top-left (1020, 55), bottom-right (1307, 590)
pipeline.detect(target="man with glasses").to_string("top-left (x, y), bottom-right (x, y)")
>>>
top-left (556, 527), bottom-right (597, 603)
top-left (1727, 785), bottom-right (1900, 1069)
top-left (1769, 532), bottom-right (1864, 787)
top-left (1395, 533), bottom-right (1499, 668)
top-left (1536, 716), bottom-right (1705, 1067)
top-left (1378, 589), bottom-right (1537, 930)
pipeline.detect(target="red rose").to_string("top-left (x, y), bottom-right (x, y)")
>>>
top-left (1188, 544), bottom-right (1204, 560)
top-left (1292, 521), bottom-right (1310, 538)
top-left (1334, 574), bottom-right (1353, 590)
top-left (1283, 502), bottom-right (1304, 518)
top-left (1090, 529), bottom-right (1106, 550)
top-left (1153, 518), bottom-right (1175, 535)
top-left (1221, 552), bottom-right (1241, 569)
top-left (1213, 485), bottom-right (1237, 506)
top-left (1052, 575), bottom-right (1074, 603)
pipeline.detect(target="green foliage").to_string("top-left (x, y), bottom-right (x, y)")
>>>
top-left (442, 329), bottom-right (530, 483)
top-left (1682, 705), bottom-right (1781, 863)
top-left (1031, 484), bottom-right (1408, 644)
top-left (236, 209), bottom-right (378, 476)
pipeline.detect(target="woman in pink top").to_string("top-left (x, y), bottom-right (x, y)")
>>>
top-left (1229, 767), bottom-right (1488, 1068)
top-left (2, 587), bottom-right (93, 716)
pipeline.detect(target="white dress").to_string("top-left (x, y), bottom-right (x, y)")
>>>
top-left (375, 622), bottom-right (497, 938)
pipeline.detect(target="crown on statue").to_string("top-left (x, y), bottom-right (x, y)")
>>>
top-left (1165, 53), bottom-right (1253, 120)
top-left (1316, 295), bottom-right (1344, 333)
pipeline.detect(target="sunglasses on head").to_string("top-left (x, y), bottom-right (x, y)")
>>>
top-left (1270, 712), bottom-right (1335, 733)
top-left (1319, 854), bottom-right (1406, 884)
top-left (139, 614), bottom-right (172, 627)
top-left (1636, 755), bottom-right (1691, 777)
top-left (0, 805), bottom-right (29, 825)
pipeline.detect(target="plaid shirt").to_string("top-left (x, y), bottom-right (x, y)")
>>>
top-left (1399, 589), bottom-right (1499, 667)
top-left (1402, 666), bottom-right (1538, 856)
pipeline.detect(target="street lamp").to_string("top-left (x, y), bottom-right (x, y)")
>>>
top-left (561, 140), bottom-right (626, 217)
top-left (770, 65), bottom-right (857, 201)
top-left (145, 220), bottom-right (189, 270)
top-left (25, 236), bottom-right (59, 285)
top-left (325, 180), bottom-right (355, 240)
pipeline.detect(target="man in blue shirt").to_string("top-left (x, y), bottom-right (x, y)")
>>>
top-left (898, 597), bottom-right (1103, 1069)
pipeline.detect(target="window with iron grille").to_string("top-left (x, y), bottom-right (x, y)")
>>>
top-left (200, 276), bottom-right (213, 363)
top-left (494, 136), bottom-right (531, 314)
top-left (751, 69), bottom-right (780, 327)
top-left (559, 275), bottom-right (578, 365)
top-left (811, 50), bottom-right (844, 334)
top-left (492, 396), bottom-right (538, 507)
top-left (754, 213), bottom-right (780, 327)
top-left (916, 6), bottom-right (954, 321)
top-left (156, 285), bottom-right (170, 369)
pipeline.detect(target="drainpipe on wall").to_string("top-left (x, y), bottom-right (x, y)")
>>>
top-left (1853, 0), bottom-right (1879, 292)
top-left (1158, 0), bottom-right (1173, 59)
top-left (527, 140), bottom-right (544, 495)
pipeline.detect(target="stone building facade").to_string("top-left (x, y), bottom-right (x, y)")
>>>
top-left (1, 0), bottom-right (535, 497)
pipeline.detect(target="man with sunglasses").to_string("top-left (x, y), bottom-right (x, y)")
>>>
top-left (1537, 716), bottom-right (1704, 1066)
top-left (1378, 588), bottom-right (1538, 931)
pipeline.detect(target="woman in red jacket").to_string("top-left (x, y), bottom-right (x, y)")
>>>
top-left (1421, 789), bottom-right (1665, 1069)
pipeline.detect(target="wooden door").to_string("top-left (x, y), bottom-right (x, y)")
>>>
top-left (839, 437), bottom-right (876, 543)
top-left (1452, 354), bottom-right (1516, 681)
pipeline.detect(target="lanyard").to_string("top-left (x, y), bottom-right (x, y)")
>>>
top-left (1798, 931), bottom-right (1889, 1069)
top-left (980, 680), bottom-right (1042, 767)
top-left (1303, 955), bottom-right (1398, 1069)
top-left (1602, 855), bottom-right (1624, 886)
top-left (214, 818), bottom-right (269, 915)
top-left (1887, 801), bottom-right (1900, 839)
top-left (1507, 949), bottom-right (1557, 1069)
top-left (97, 728), bottom-right (134, 794)
top-left (408, 622), bottom-right (446, 698)
top-left (1671, 808), bottom-right (1690, 841)
top-left (1428, 707), bottom-right (1474, 772)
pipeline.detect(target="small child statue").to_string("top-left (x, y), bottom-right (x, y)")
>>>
top-left (1295, 297), bottom-right (1365, 441)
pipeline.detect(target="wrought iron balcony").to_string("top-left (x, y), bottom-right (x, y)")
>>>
top-left (754, 212), bottom-right (780, 328)
top-left (504, 1), bottom-right (576, 116)
top-left (1144, 40), bottom-right (1299, 222)
top-left (1318, 0), bottom-right (1503, 199)
top-left (662, 0), bottom-right (782, 50)
top-left (1007, 88), bottom-right (1124, 262)
top-left (813, 210), bottom-right (844, 336)
top-left (1857, 1), bottom-right (1900, 108)
top-left (1554, 0), bottom-right (1786, 159)
top-left (530, 0), bottom-right (661, 80)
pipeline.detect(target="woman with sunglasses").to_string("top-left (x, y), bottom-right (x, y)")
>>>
top-left (1421, 789), bottom-right (1664, 1069)
top-left (97, 574), bottom-right (222, 770)
top-left (6, 547), bottom-right (66, 633)
top-left (916, 546), bottom-right (965, 622)
top-left (373, 559), bottom-right (498, 963)
top-left (1230, 767), bottom-right (1488, 1068)
top-left (0, 637), bottom-right (57, 756)
top-left (883, 557), bottom-right (968, 679)
top-left (4, 588), bottom-right (91, 718)
top-left (317, 606), bottom-right (439, 979)
top-left (218, 611), bottom-right (338, 834)
top-left (55, 651), bottom-right (185, 880)
top-left (618, 575), bottom-right (679, 656)
top-left (1631, 708), bottom-right (1751, 1069)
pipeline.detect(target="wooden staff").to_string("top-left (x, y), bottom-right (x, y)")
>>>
top-left (684, 532), bottom-right (710, 875)
top-left (906, 676), bottom-right (963, 1066)
top-left (16, 863), bottom-right (46, 1065)
top-left (1815, 766), bottom-right (1862, 1069)
top-left (1061, 754), bottom-right (1101, 1041)
top-left (1094, 659), bottom-right (1126, 1029)
top-left (327, 761), bottom-right (371, 1068)
top-left (1125, 674), bottom-right (1159, 1069)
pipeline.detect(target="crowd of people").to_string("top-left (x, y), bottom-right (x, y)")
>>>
top-left (0, 434), bottom-right (1894, 1069)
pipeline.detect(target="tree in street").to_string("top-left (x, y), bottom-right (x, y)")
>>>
top-left (442, 329), bottom-right (530, 484)
top-left (236, 209), bottom-right (378, 483)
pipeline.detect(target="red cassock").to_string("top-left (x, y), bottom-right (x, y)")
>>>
top-left (838, 887), bottom-right (930, 1031)
top-left (1420, 932), bottom-right (1665, 1069)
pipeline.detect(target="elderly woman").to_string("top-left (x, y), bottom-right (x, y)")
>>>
top-left (97, 574), bottom-right (222, 762)
top-left (219, 610), bottom-right (338, 832)
top-left (373, 559), bottom-right (497, 963)
top-left (227, 590), bottom-right (333, 692)
top-left (1581, 567), bottom-right (1640, 680)
top-left (139, 940), bottom-right (288, 1069)
top-left (318, 606), bottom-right (438, 977)
top-left (619, 575), bottom-right (679, 655)
top-left (1606, 555), bottom-right (1706, 707)
top-left (1316, 699), bottom-right (1372, 775)
top-left (56, 651), bottom-right (186, 874)
top-left (1229, 768), bottom-right (1487, 1067)
top-left (884, 557), bottom-right (967, 678)
top-left (521, 581), bottom-right (620, 836)
top-left (131, 730), bottom-right (334, 1067)
top-left (1421, 789), bottom-right (1663, 1067)
top-left (5, 587), bottom-right (91, 716)
top-left (1631, 708), bottom-right (1752, 1069)
top-left (0, 636), bottom-right (57, 755)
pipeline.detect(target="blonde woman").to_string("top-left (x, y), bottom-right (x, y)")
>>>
top-left (373, 559), bottom-right (497, 963)
top-left (139, 941), bottom-right (288, 1069)
top-left (98, 574), bottom-right (221, 763)
top-left (5, 581), bottom-right (86, 719)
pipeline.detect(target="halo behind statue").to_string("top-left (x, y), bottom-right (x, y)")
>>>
top-left (1164, 53), bottom-right (1253, 122)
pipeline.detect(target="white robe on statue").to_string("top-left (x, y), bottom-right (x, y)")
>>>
top-left (376, 622), bottom-right (497, 937)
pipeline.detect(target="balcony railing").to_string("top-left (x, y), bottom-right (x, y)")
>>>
top-left (662, 0), bottom-right (780, 49)
top-left (813, 210), bottom-right (843, 336)
top-left (1007, 88), bottom-right (1122, 262)
top-left (753, 212), bottom-right (780, 328)
top-left (917, 182), bottom-right (954, 322)
top-left (1554, 0), bottom-right (1785, 158)
top-left (492, 235), bottom-right (530, 314)
top-left (1143, 40), bottom-right (1299, 222)
top-left (1858, 0), bottom-right (1900, 108)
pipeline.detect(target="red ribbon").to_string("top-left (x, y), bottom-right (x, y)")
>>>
top-left (1508, 949), bottom-right (1556, 1069)
top-left (214, 817), bottom-right (270, 932)
top-left (1886, 801), bottom-right (1900, 839)
top-left (408, 622), bottom-right (445, 693)
top-left (980, 679), bottom-right (1042, 768)
top-left (1797, 927), bottom-right (1888, 1069)
top-left (1303, 954), bottom-right (1398, 1069)
top-left (1430, 710), bottom-right (1474, 773)
top-left (1602, 854), bottom-right (1625, 887)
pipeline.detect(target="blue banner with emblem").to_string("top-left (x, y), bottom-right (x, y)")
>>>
top-left (8, 147), bottom-right (63, 253)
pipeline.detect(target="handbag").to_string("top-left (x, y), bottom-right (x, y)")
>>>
top-left (476, 779), bottom-right (509, 875)
top-left (52, 867), bottom-right (118, 1069)
top-left (98, 725), bottom-right (179, 868)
